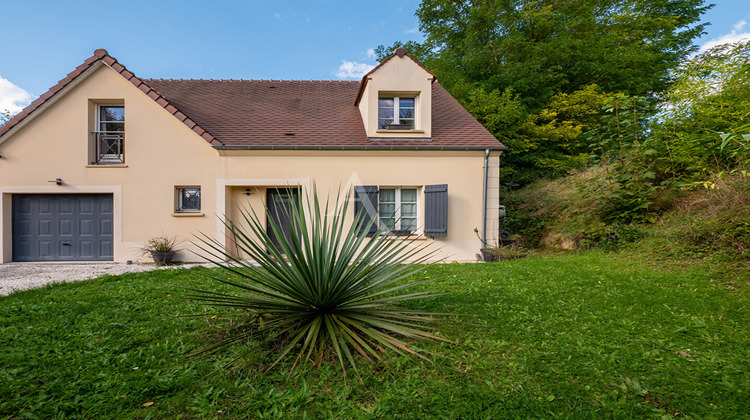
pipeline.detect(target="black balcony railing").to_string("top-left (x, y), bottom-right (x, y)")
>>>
top-left (94, 131), bottom-right (124, 163)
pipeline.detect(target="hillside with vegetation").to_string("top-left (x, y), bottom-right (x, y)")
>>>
top-left (379, 1), bottom-right (748, 276)
top-left (500, 41), bottom-right (749, 278)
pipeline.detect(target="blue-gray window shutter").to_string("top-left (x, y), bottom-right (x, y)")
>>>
top-left (424, 184), bottom-right (448, 237)
top-left (354, 185), bottom-right (379, 237)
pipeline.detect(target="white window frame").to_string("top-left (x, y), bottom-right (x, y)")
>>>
top-left (378, 95), bottom-right (417, 130)
top-left (378, 186), bottom-right (421, 234)
top-left (176, 186), bottom-right (201, 213)
top-left (95, 104), bottom-right (125, 163)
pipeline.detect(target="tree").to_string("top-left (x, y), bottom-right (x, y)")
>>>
top-left (650, 41), bottom-right (750, 181)
top-left (415, 0), bottom-right (711, 110)
top-left (577, 43), bottom-right (750, 222)
top-left (487, 84), bottom-right (610, 183)
top-left (0, 109), bottom-right (11, 126)
top-left (379, 1), bottom-right (711, 186)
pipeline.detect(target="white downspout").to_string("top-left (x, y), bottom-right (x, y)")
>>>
top-left (481, 148), bottom-right (490, 245)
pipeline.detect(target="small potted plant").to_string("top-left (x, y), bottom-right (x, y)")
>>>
top-left (475, 228), bottom-right (521, 262)
top-left (141, 235), bottom-right (180, 266)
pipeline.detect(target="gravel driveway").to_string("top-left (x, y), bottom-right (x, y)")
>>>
top-left (0, 263), bottom-right (206, 296)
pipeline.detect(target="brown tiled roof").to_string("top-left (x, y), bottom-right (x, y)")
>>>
top-left (144, 79), bottom-right (369, 148)
top-left (1, 49), bottom-right (504, 151)
top-left (145, 79), bottom-right (503, 150)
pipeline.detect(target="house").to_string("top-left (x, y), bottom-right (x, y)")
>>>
top-left (0, 48), bottom-right (505, 263)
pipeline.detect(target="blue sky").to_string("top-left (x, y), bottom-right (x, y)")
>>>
top-left (1, 0), bottom-right (749, 114)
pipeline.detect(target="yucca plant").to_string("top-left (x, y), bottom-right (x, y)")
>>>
top-left (188, 187), bottom-right (453, 382)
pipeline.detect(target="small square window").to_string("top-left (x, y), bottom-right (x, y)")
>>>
top-left (176, 187), bottom-right (201, 212)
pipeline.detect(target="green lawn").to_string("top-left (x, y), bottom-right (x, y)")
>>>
top-left (1, 252), bottom-right (748, 419)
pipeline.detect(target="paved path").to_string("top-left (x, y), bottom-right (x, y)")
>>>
top-left (0, 262), bottom-right (206, 296)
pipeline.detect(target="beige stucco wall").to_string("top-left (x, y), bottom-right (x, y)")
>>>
top-left (218, 150), bottom-right (500, 262)
top-left (0, 63), bottom-right (222, 263)
top-left (0, 63), bottom-right (501, 264)
top-left (358, 55), bottom-right (433, 138)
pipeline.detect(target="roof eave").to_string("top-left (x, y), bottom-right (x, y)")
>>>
top-left (0, 61), bottom-right (106, 145)
top-left (0, 49), bottom-right (225, 147)
top-left (213, 145), bottom-right (506, 151)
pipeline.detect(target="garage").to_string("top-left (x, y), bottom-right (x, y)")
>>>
top-left (12, 194), bottom-right (114, 262)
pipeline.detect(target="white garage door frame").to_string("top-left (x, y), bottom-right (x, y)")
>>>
top-left (0, 186), bottom-right (123, 263)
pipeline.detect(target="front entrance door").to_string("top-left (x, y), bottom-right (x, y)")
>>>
top-left (266, 188), bottom-right (300, 254)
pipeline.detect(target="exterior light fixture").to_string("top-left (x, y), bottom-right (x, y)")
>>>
top-left (48, 178), bottom-right (63, 186)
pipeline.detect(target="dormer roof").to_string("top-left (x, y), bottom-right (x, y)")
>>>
top-left (354, 47), bottom-right (437, 107)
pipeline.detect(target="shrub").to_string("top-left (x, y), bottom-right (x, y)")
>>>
top-left (188, 188), bottom-right (451, 383)
top-left (141, 235), bottom-right (179, 253)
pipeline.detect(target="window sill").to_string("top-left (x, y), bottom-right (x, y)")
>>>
top-left (86, 164), bottom-right (128, 168)
top-left (376, 129), bottom-right (425, 134)
top-left (378, 234), bottom-right (428, 241)
top-left (172, 212), bottom-right (204, 217)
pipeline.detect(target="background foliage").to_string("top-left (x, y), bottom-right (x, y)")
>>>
top-left (379, 0), bottom-right (714, 186)
top-left (0, 109), bottom-right (11, 126)
top-left (380, 1), bottom-right (750, 247)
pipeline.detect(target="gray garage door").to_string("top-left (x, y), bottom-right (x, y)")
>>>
top-left (12, 194), bottom-right (114, 261)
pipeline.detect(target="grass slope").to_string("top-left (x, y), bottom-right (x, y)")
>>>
top-left (0, 252), bottom-right (748, 419)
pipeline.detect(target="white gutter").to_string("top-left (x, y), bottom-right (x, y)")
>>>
top-left (481, 148), bottom-right (490, 245)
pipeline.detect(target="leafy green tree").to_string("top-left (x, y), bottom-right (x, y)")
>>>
top-left (414, 0), bottom-right (711, 109)
top-left (379, 1), bottom-right (710, 185)
top-left (484, 85), bottom-right (612, 184)
top-left (520, 85), bottom-right (611, 178)
top-left (464, 87), bottom-right (526, 149)
top-left (0, 109), bottom-right (11, 126)
top-left (583, 94), bottom-right (658, 222)
top-left (652, 42), bottom-right (750, 182)
top-left (578, 42), bottom-right (750, 222)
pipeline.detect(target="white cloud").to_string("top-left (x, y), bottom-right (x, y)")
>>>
top-left (335, 60), bottom-right (375, 79)
top-left (404, 27), bottom-right (419, 35)
top-left (365, 48), bottom-right (376, 60)
top-left (0, 76), bottom-right (34, 115)
top-left (700, 19), bottom-right (750, 52)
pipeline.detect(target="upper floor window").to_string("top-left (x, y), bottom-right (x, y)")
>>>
top-left (94, 105), bottom-right (124, 163)
top-left (378, 96), bottom-right (416, 130)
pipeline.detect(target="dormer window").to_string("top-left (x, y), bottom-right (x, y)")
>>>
top-left (378, 96), bottom-right (416, 130)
